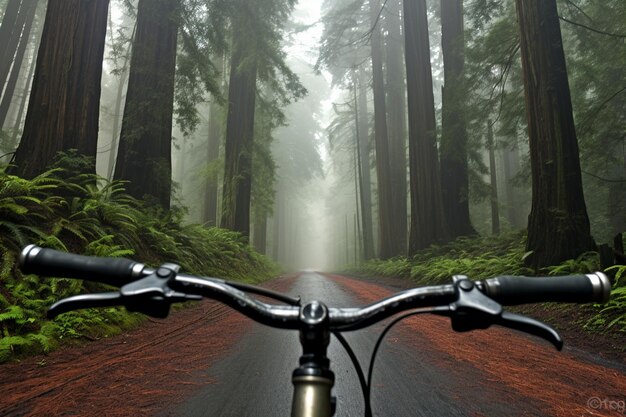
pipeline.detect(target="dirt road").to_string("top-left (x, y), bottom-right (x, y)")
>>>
top-left (1, 273), bottom-right (624, 416)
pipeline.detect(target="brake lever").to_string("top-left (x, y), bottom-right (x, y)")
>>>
top-left (496, 311), bottom-right (563, 350)
top-left (48, 292), bottom-right (122, 318)
top-left (446, 276), bottom-right (563, 350)
top-left (48, 263), bottom-right (202, 319)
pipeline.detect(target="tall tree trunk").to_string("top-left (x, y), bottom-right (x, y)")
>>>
top-left (106, 25), bottom-right (134, 180)
top-left (253, 212), bottom-right (267, 254)
top-left (0, 0), bottom-right (21, 63)
top-left (439, 0), bottom-right (475, 238)
top-left (353, 154), bottom-right (361, 262)
top-left (113, 0), bottom-right (180, 209)
top-left (353, 67), bottom-right (375, 260)
top-left (515, 0), bottom-right (595, 268)
top-left (404, 0), bottom-right (449, 254)
top-left (202, 96), bottom-right (222, 226)
top-left (271, 189), bottom-right (282, 262)
top-left (106, 66), bottom-right (128, 180)
top-left (384, 0), bottom-right (408, 252)
top-left (487, 122), bottom-right (500, 235)
top-left (369, 0), bottom-right (398, 259)
top-left (0, 0), bottom-right (26, 92)
top-left (502, 137), bottom-right (525, 228)
top-left (8, 34), bottom-right (37, 155)
top-left (9, 0), bottom-right (109, 178)
top-left (0, 0), bottom-right (36, 128)
top-left (220, 8), bottom-right (258, 236)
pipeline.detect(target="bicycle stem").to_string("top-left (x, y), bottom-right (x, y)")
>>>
top-left (291, 301), bottom-right (336, 417)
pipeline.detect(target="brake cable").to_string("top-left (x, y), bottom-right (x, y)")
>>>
top-left (332, 331), bottom-right (372, 417)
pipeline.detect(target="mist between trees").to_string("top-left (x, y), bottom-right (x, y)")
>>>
top-left (0, 0), bottom-right (624, 271)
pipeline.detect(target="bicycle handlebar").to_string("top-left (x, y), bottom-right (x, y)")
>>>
top-left (482, 273), bottom-right (611, 305)
top-left (19, 245), bottom-right (612, 331)
top-left (20, 244), bottom-right (146, 287)
top-left (18, 245), bottom-right (614, 417)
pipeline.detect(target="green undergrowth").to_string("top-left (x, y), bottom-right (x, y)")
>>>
top-left (348, 232), bottom-right (626, 334)
top-left (0, 154), bottom-right (279, 363)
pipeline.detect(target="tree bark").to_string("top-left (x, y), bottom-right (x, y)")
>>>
top-left (220, 7), bottom-right (258, 236)
top-left (369, 0), bottom-right (398, 259)
top-left (9, 0), bottom-right (109, 178)
top-left (384, 0), bottom-right (408, 252)
top-left (0, 0), bottom-right (36, 128)
top-left (0, 0), bottom-right (21, 64)
top-left (404, 0), bottom-right (449, 254)
top-left (7, 32), bottom-right (37, 156)
top-left (515, 0), bottom-right (595, 268)
top-left (439, 0), bottom-right (475, 238)
top-left (502, 137), bottom-right (525, 228)
top-left (353, 67), bottom-right (375, 260)
top-left (0, 0), bottom-right (24, 91)
top-left (106, 25), bottom-right (134, 180)
top-left (202, 96), bottom-right (222, 226)
top-left (487, 122), bottom-right (500, 235)
top-left (114, 0), bottom-right (180, 209)
top-left (253, 212), bottom-right (267, 254)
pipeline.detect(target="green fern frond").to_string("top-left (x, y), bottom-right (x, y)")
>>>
top-left (0, 305), bottom-right (26, 323)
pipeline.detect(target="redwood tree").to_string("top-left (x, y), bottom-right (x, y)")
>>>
top-left (439, 0), bottom-right (475, 238)
top-left (369, 0), bottom-right (399, 259)
top-left (9, 0), bottom-right (109, 178)
top-left (354, 67), bottom-right (375, 260)
top-left (515, 0), bottom-right (595, 268)
top-left (404, 0), bottom-right (448, 254)
top-left (220, 5), bottom-right (258, 235)
top-left (114, 0), bottom-right (180, 209)
top-left (202, 95), bottom-right (222, 226)
top-left (384, 0), bottom-right (408, 252)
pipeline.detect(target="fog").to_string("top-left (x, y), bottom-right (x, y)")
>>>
top-left (2, 0), bottom-right (623, 272)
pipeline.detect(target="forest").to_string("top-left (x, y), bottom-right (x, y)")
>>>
top-left (0, 0), bottom-right (624, 362)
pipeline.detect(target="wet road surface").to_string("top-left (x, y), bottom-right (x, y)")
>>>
top-left (164, 272), bottom-right (547, 416)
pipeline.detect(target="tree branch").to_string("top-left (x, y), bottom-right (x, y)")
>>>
top-left (582, 170), bottom-right (626, 183)
top-left (559, 15), bottom-right (626, 38)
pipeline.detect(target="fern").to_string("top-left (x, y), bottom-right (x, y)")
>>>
top-left (0, 155), bottom-right (279, 362)
top-left (0, 305), bottom-right (26, 324)
top-left (84, 235), bottom-right (134, 258)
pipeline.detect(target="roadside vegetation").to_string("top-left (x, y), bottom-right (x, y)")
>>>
top-left (348, 232), bottom-right (626, 335)
top-left (0, 155), bottom-right (279, 363)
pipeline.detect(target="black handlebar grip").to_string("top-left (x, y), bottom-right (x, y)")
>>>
top-left (482, 273), bottom-right (611, 305)
top-left (19, 245), bottom-right (146, 287)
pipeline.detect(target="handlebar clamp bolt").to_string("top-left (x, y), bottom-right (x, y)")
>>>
top-left (300, 301), bottom-right (328, 326)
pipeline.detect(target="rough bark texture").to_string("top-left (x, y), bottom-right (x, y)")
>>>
top-left (384, 0), bottom-right (408, 252)
top-left (439, 0), bottom-right (475, 238)
top-left (404, 0), bottom-right (449, 255)
top-left (515, 0), bottom-right (595, 268)
top-left (354, 68), bottom-right (375, 260)
top-left (369, 0), bottom-right (399, 259)
top-left (220, 7), bottom-right (258, 236)
top-left (114, 0), bottom-right (179, 209)
top-left (0, 0), bottom-right (36, 128)
top-left (9, 0), bottom-right (109, 178)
